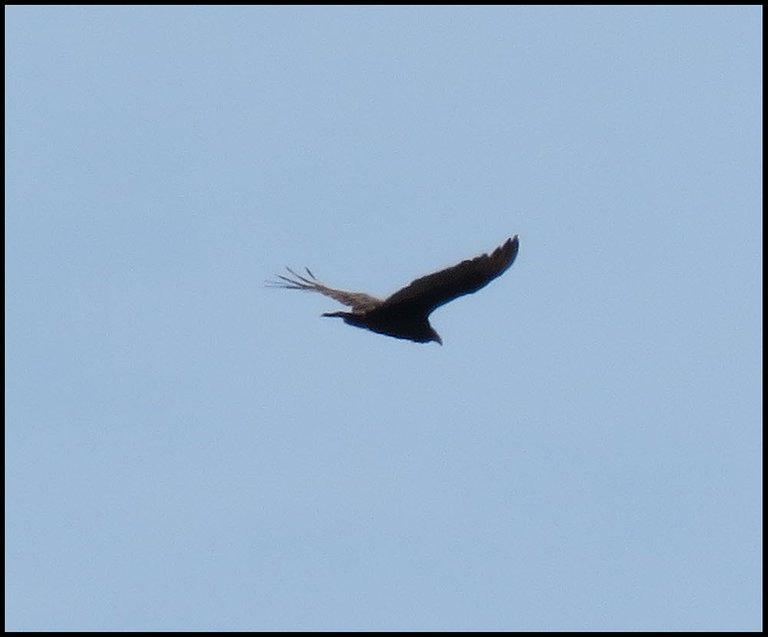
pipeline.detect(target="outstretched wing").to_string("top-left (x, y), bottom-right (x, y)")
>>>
top-left (266, 267), bottom-right (382, 313)
top-left (380, 236), bottom-right (519, 315)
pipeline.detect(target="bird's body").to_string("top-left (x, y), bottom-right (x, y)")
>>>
top-left (268, 236), bottom-right (519, 345)
top-left (322, 308), bottom-right (440, 344)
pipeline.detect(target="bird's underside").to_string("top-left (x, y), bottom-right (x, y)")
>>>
top-left (267, 235), bottom-right (519, 344)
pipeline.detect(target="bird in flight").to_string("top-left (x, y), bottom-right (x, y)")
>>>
top-left (268, 236), bottom-right (519, 345)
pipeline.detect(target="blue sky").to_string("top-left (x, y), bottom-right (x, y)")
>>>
top-left (6, 6), bottom-right (761, 631)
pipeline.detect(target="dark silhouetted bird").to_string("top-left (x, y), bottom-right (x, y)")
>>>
top-left (267, 236), bottom-right (519, 345)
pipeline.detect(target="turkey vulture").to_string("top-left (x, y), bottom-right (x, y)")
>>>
top-left (267, 236), bottom-right (519, 345)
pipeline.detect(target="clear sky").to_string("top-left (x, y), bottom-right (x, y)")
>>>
top-left (6, 6), bottom-right (762, 631)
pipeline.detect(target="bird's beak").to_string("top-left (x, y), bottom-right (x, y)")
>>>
top-left (434, 335), bottom-right (443, 346)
